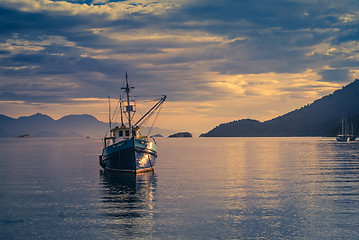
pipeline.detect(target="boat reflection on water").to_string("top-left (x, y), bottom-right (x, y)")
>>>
top-left (99, 171), bottom-right (157, 237)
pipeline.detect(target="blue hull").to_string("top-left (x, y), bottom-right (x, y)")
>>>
top-left (336, 135), bottom-right (356, 142)
top-left (99, 138), bottom-right (157, 173)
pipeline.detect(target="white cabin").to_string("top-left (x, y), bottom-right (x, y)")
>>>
top-left (108, 125), bottom-right (141, 145)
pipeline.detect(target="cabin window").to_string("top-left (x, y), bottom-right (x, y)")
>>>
top-left (125, 130), bottom-right (130, 136)
top-left (119, 131), bottom-right (123, 137)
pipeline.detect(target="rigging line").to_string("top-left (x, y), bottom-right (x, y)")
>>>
top-left (138, 103), bottom-right (161, 128)
top-left (138, 106), bottom-right (154, 127)
top-left (136, 98), bottom-right (163, 128)
top-left (134, 96), bottom-right (166, 127)
top-left (132, 95), bottom-right (166, 98)
top-left (131, 98), bottom-right (137, 123)
top-left (147, 102), bottom-right (163, 136)
top-left (136, 99), bottom-right (144, 117)
top-left (140, 109), bottom-right (161, 134)
top-left (135, 103), bottom-right (146, 134)
top-left (111, 97), bottom-right (122, 124)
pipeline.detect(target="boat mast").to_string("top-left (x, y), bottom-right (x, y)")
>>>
top-left (120, 97), bottom-right (124, 127)
top-left (122, 72), bottom-right (134, 137)
top-left (108, 96), bottom-right (112, 130)
top-left (351, 122), bottom-right (354, 135)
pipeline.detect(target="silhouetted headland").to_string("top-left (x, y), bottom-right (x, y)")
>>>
top-left (201, 79), bottom-right (359, 137)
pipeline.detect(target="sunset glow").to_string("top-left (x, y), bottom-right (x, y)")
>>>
top-left (1, 0), bottom-right (359, 133)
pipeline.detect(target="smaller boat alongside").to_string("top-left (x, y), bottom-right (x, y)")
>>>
top-left (336, 116), bottom-right (356, 142)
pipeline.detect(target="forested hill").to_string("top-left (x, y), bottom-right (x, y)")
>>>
top-left (201, 79), bottom-right (359, 137)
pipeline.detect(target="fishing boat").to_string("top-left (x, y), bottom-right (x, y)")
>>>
top-left (336, 116), bottom-right (356, 142)
top-left (99, 73), bottom-right (166, 173)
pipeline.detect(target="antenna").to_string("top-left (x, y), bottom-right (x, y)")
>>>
top-left (108, 96), bottom-right (112, 130)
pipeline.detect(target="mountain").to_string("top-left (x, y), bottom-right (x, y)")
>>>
top-left (0, 114), bottom-right (16, 137)
top-left (0, 113), bottom-right (103, 138)
top-left (0, 113), bottom-right (173, 138)
top-left (201, 79), bottom-right (359, 137)
top-left (57, 114), bottom-right (107, 137)
top-left (16, 113), bottom-right (57, 136)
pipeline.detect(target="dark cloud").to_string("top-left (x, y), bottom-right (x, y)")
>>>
top-left (0, 47), bottom-right (127, 76)
top-left (0, 49), bottom-right (10, 55)
top-left (1, 0), bottom-right (359, 106)
top-left (172, 0), bottom-right (332, 33)
top-left (162, 0), bottom-right (359, 75)
top-left (319, 69), bottom-right (351, 82)
top-left (0, 90), bottom-right (71, 104)
top-left (332, 28), bottom-right (359, 44)
top-left (0, 7), bottom-right (91, 35)
top-left (168, 1), bottom-right (352, 74)
top-left (330, 59), bottom-right (359, 69)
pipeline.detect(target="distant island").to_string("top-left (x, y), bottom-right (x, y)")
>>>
top-left (168, 132), bottom-right (192, 138)
top-left (151, 134), bottom-right (163, 137)
top-left (201, 79), bottom-right (359, 137)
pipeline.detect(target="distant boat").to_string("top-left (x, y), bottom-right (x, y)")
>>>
top-left (336, 116), bottom-right (356, 142)
top-left (19, 134), bottom-right (30, 138)
top-left (99, 73), bottom-right (166, 173)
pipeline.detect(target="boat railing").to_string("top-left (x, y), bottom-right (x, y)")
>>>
top-left (104, 136), bottom-right (115, 147)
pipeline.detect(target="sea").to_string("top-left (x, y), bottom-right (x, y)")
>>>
top-left (1, 137), bottom-right (359, 239)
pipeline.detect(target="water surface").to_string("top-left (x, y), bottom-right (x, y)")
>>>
top-left (1, 137), bottom-right (359, 239)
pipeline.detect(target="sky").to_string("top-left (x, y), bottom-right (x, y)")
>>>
top-left (1, 0), bottom-right (359, 134)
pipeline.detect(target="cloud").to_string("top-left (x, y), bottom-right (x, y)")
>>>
top-left (167, 0), bottom-right (359, 76)
top-left (0, 0), bottom-right (185, 20)
top-left (1, 0), bottom-right (359, 131)
top-left (319, 69), bottom-right (351, 82)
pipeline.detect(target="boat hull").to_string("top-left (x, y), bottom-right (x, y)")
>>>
top-left (336, 135), bottom-right (356, 142)
top-left (99, 138), bottom-right (157, 173)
